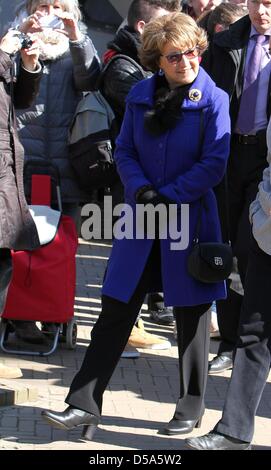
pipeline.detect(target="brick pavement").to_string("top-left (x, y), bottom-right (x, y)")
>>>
top-left (0, 238), bottom-right (270, 450)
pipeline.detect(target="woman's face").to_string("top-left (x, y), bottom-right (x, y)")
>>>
top-left (159, 42), bottom-right (200, 88)
top-left (34, 1), bottom-right (64, 15)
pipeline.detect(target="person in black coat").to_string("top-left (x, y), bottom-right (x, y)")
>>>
top-left (186, 115), bottom-right (271, 451)
top-left (197, 2), bottom-right (247, 40)
top-left (201, 3), bottom-right (271, 375)
top-left (102, 0), bottom-right (180, 129)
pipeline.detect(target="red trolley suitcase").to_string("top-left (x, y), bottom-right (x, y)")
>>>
top-left (0, 164), bottom-right (78, 356)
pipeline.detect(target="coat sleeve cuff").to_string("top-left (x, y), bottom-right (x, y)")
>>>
top-left (21, 62), bottom-right (42, 74)
top-left (69, 33), bottom-right (85, 44)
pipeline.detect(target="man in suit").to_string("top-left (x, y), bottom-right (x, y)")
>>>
top-left (186, 114), bottom-right (271, 451)
top-left (202, 0), bottom-right (271, 374)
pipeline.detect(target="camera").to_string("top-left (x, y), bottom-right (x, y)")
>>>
top-left (38, 15), bottom-right (64, 29)
top-left (16, 32), bottom-right (33, 50)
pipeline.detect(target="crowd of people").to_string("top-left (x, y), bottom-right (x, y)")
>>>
top-left (0, 0), bottom-right (270, 451)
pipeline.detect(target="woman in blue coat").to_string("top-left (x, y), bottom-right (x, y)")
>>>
top-left (42, 12), bottom-right (231, 441)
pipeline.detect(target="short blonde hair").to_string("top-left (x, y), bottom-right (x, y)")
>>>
top-left (140, 12), bottom-right (208, 72)
top-left (25, 0), bottom-right (82, 22)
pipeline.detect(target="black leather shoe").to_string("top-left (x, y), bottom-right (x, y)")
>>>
top-left (186, 431), bottom-right (251, 450)
top-left (149, 307), bottom-right (175, 325)
top-left (41, 406), bottom-right (99, 440)
top-left (161, 415), bottom-right (202, 435)
top-left (208, 355), bottom-right (233, 374)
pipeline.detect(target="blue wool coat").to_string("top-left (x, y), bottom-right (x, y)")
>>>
top-left (102, 67), bottom-right (231, 306)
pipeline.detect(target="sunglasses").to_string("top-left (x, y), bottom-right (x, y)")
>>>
top-left (162, 47), bottom-right (201, 64)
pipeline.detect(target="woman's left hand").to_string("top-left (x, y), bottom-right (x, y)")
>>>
top-left (54, 12), bottom-right (82, 41)
top-left (20, 38), bottom-right (40, 72)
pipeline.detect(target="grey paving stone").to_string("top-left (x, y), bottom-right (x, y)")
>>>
top-left (0, 238), bottom-right (270, 450)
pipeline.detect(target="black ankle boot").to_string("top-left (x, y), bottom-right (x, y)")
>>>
top-left (41, 406), bottom-right (99, 440)
top-left (162, 415), bottom-right (203, 435)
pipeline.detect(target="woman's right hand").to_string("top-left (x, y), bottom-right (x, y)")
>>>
top-left (20, 38), bottom-right (40, 72)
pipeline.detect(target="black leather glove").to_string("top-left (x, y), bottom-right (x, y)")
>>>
top-left (136, 185), bottom-right (173, 207)
top-left (135, 186), bottom-right (176, 238)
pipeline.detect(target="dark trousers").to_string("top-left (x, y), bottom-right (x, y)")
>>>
top-left (216, 236), bottom-right (271, 442)
top-left (174, 303), bottom-right (211, 420)
top-left (215, 136), bottom-right (268, 356)
top-left (0, 249), bottom-right (12, 314)
top-left (66, 241), bottom-right (211, 419)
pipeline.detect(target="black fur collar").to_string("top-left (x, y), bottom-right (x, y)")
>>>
top-left (144, 74), bottom-right (191, 136)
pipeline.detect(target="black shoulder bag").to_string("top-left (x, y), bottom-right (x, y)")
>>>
top-left (187, 199), bottom-right (233, 283)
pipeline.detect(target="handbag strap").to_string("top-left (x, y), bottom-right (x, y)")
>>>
top-left (193, 113), bottom-right (231, 244)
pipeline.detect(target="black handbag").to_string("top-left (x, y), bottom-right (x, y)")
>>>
top-left (187, 200), bottom-right (233, 283)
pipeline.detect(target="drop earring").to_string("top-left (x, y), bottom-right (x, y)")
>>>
top-left (158, 68), bottom-right (164, 76)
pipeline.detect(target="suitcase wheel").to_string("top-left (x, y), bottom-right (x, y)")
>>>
top-left (64, 319), bottom-right (77, 349)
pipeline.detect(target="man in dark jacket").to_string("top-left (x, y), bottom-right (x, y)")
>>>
top-left (101, 1), bottom-right (180, 356)
top-left (102, 0), bottom-right (180, 127)
top-left (202, 1), bottom-right (271, 374)
top-left (0, 29), bottom-right (42, 378)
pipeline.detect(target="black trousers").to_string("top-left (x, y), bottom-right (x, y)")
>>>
top-left (215, 236), bottom-right (271, 442)
top-left (66, 241), bottom-right (211, 420)
top-left (0, 249), bottom-right (12, 314)
top-left (215, 136), bottom-right (268, 356)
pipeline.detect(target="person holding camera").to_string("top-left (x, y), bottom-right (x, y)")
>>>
top-left (0, 29), bottom-right (42, 378)
top-left (8, 0), bottom-right (101, 344)
top-left (12, 0), bottom-right (100, 217)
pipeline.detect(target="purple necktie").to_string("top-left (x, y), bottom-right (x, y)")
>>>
top-left (236, 34), bottom-right (266, 134)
